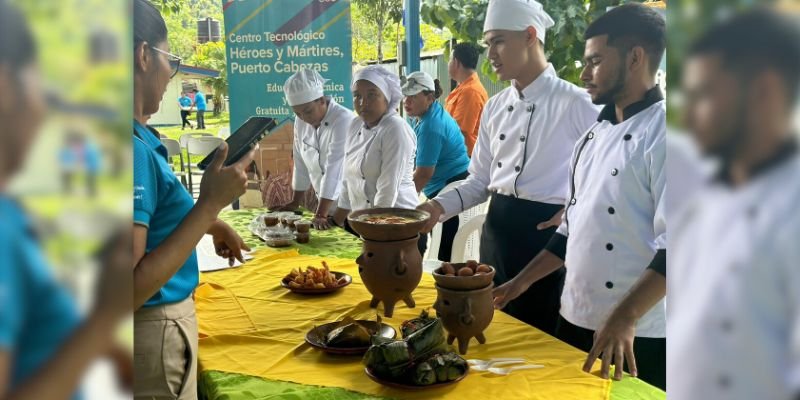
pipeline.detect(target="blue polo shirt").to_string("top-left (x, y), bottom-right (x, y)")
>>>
top-left (179, 96), bottom-right (192, 108)
top-left (134, 120), bottom-right (199, 306)
top-left (0, 196), bottom-right (82, 399)
top-left (194, 92), bottom-right (206, 111)
top-left (413, 101), bottom-right (470, 198)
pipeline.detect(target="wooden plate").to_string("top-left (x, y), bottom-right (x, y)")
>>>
top-left (305, 321), bottom-right (396, 355)
top-left (364, 364), bottom-right (468, 390)
top-left (280, 271), bottom-right (351, 294)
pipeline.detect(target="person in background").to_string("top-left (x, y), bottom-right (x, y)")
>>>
top-left (0, 2), bottom-right (131, 398)
top-left (192, 88), bottom-right (206, 130)
top-left (331, 65), bottom-right (418, 230)
top-left (132, 1), bottom-right (254, 398)
top-left (58, 132), bottom-right (80, 195)
top-left (493, 3), bottom-right (667, 388)
top-left (273, 69), bottom-right (355, 230)
top-left (417, 0), bottom-right (599, 336)
top-left (402, 71), bottom-right (470, 260)
top-left (82, 134), bottom-right (101, 198)
top-left (670, 9), bottom-right (800, 399)
top-left (446, 42), bottom-right (489, 156)
top-left (178, 92), bottom-right (193, 130)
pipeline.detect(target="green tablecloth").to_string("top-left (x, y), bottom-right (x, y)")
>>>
top-left (220, 208), bottom-right (362, 260)
top-left (198, 209), bottom-right (666, 400)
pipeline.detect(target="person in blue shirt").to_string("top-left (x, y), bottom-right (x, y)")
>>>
top-left (191, 88), bottom-right (206, 129)
top-left (401, 71), bottom-right (470, 261)
top-left (178, 92), bottom-right (193, 130)
top-left (58, 132), bottom-right (80, 195)
top-left (0, 2), bottom-right (131, 398)
top-left (82, 135), bottom-right (101, 198)
top-left (133, 1), bottom-right (255, 398)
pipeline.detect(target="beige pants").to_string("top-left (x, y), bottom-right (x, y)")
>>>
top-left (134, 296), bottom-right (198, 400)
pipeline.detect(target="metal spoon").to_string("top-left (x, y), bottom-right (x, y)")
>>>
top-left (487, 364), bottom-right (545, 375)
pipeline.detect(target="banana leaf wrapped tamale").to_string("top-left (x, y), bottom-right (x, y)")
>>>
top-left (404, 317), bottom-right (447, 359)
top-left (411, 352), bottom-right (469, 385)
top-left (362, 336), bottom-right (412, 378)
top-left (400, 309), bottom-right (436, 338)
top-left (413, 361), bottom-right (437, 385)
top-left (322, 316), bottom-right (380, 347)
top-left (365, 315), bottom-right (465, 386)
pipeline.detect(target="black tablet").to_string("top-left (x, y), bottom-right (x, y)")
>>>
top-left (198, 116), bottom-right (285, 170)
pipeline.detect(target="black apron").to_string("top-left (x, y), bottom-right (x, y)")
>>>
top-left (480, 193), bottom-right (565, 336)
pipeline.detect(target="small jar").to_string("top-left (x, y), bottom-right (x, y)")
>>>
top-left (295, 232), bottom-right (310, 244)
top-left (294, 220), bottom-right (311, 233)
top-left (283, 215), bottom-right (302, 231)
top-left (263, 213), bottom-right (280, 227)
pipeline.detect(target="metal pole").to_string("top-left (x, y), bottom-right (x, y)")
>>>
top-left (405, 0), bottom-right (420, 73)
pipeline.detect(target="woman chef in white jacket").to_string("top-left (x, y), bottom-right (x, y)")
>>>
top-left (274, 69), bottom-right (355, 230)
top-left (331, 65), bottom-right (418, 229)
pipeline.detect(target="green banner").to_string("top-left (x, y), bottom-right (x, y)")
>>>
top-left (222, 0), bottom-right (353, 131)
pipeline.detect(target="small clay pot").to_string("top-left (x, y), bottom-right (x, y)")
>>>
top-left (432, 263), bottom-right (495, 291)
top-left (356, 236), bottom-right (422, 317)
top-left (433, 283), bottom-right (494, 355)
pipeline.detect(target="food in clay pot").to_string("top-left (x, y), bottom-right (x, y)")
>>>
top-left (432, 260), bottom-right (495, 291)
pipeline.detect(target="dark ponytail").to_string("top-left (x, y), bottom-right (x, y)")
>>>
top-left (0, 1), bottom-right (37, 72)
top-left (134, 0), bottom-right (168, 50)
top-left (424, 79), bottom-right (443, 100)
top-left (433, 79), bottom-right (442, 99)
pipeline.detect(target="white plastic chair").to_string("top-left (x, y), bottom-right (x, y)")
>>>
top-left (425, 180), bottom-right (489, 261)
top-left (186, 136), bottom-right (224, 197)
top-left (450, 214), bottom-right (486, 263)
top-left (161, 138), bottom-right (188, 189)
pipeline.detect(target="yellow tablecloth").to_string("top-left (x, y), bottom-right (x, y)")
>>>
top-left (196, 249), bottom-right (611, 399)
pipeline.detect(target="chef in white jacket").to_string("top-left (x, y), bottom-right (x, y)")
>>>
top-left (492, 4), bottom-right (667, 389)
top-left (417, 0), bottom-right (598, 335)
top-left (670, 10), bottom-right (800, 400)
top-left (331, 66), bottom-right (418, 229)
top-left (274, 69), bottom-right (355, 230)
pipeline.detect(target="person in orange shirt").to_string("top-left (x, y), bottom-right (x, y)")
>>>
top-left (446, 43), bottom-right (489, 156)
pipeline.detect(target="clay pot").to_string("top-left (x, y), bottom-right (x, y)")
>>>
top-left (433, 283), bottom-right (494, 355)
top-left (432, 263), bottom-right (496, 291)
top-left (356, 236), bottom-right (422, 317)
top-left (347, 208), bottom-right (430, 241)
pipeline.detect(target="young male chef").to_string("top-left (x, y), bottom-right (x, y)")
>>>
top-left (670, 10), bottom-right (800, 400)
top-left (274, 69), bottom-right (355, 230)
top-left (491, 4), bottom-right (667, 389)
top-left (417, 0), bottom-right (598, 336)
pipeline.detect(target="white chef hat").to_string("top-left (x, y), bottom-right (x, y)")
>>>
top-left (352, 65), bottom-right (403, 112)
top-left (483, 0), bottom-right (555, 45)
top-left (283, 68), bottom-right (328, 106)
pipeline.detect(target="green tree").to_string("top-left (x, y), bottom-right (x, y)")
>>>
top-left (352, 2), bottom-right (452, 64)
top-left (420, 0), bottom-right (650, 85)
top-left (352, 0), bottom-right (404, 62)
top-left (156, 0), bottom-right (188, 15)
